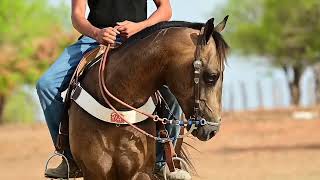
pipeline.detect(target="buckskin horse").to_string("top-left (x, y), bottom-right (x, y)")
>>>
top-left (66, 16), bottom-right (229, 180)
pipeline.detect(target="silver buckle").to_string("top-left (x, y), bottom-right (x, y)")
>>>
top-left (71, 84), bottom-right (82, 100)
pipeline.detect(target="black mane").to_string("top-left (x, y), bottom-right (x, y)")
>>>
top-left (127, 21), bottom-right (229, 63)
top-left (127, 21), bottom-right (204, 43)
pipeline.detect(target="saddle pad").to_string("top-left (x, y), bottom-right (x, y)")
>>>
top-left (70, 83), bottom-right (156, 124)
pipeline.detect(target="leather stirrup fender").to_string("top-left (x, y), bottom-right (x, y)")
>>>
top-left (164, 140), bottom-right (177, 172)
top-left (158, 124), bottom-right (177, 172)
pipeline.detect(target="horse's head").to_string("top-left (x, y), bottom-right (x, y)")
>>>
top-left (165, 17), bottom-right (229, 141)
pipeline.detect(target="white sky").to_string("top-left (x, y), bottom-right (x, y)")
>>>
top-left (148, 0), bottom-right (227, 22)
top-left (50, 0), bottom-right (227, 23)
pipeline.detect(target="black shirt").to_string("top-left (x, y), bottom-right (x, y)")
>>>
top-left (88, 0), bottom-right (147, 28)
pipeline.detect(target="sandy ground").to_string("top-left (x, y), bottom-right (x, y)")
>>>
top-left (0, 108), bottom-right (320, 180)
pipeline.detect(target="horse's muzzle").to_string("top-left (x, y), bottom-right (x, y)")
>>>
top-left (192, 121), bottom-right (221, 141)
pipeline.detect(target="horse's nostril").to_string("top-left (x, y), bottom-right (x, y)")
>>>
top-left (206, 130), bottom-right (216, 140)
top-left (209, 130), bottom-right (216, 138)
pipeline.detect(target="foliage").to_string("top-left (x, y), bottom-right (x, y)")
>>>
top-left (0, 0), bottom-right (77, 122)
top-left (224, 0), bottom-right (320, 66)
top-left (0, 0), bottom-right (75, 96)
top-left (222, 0), bottom-right (320, 105)
top-left (3, 87), bottom-right (37, 123)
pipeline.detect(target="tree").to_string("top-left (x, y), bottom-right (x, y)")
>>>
top-left (223, 0), bottom-right (320, 105)
top-left (0, 0), bottom-right (75, 122)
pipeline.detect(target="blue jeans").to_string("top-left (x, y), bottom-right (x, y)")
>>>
top-left (156, 86), bottom-right (182, 170)
top-left (36, 36), bottom-right (181, 168)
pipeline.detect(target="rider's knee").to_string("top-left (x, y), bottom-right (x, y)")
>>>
top-left (36, 75), bottom-right (53, 93)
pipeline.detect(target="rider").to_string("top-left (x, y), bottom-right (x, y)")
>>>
top-left (36, 0), bottom-right (182, 178)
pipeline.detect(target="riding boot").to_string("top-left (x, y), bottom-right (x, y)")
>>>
top-left (45, 158), bottom-right (83, 178)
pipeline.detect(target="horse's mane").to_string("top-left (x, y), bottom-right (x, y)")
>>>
top-left (125, 21), bottom-right (229, 63)
top-left (127, 21), bottom-right (204, 42)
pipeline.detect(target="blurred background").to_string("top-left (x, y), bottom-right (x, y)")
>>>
top-left (0, 0), bottom-right (319, 179)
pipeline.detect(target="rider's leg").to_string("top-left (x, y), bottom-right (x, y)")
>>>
top-left (155, 88), bottom-right (191, 179)
top-left (155, 85), bottom-right (182, 170)
top-left (36, 36), bottom-right (99, 178)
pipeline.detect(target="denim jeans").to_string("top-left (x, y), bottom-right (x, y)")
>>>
top-left (36, 36), bottom-right (182, 168)
top-left (156, 86), bottom-right (182, 170)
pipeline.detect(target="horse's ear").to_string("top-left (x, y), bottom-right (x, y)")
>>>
top-left (203, 18), bottom-right (215, 44)
top-left (214, 15), bottom-right (229, 33)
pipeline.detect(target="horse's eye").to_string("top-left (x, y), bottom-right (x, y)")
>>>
top-left (203, 72), bottom-right (219, 86)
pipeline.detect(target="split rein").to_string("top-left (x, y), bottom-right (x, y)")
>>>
top-left (98, 44), bottom-right (194, 142)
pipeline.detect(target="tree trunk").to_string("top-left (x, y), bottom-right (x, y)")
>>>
top-left (0, 95), bottom-right (5, 123)
top-left (289, 67), bottom-right (303, 106)
top-left (282, 65), bottom-right (303, 106)
top-left (314, 63), bottom-right (320, 105)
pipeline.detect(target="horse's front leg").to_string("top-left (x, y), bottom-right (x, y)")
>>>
top-left (69, 104), bottom-right (117, 180)
top-left (116, 127), bottom-right (156, 180)
top-left (82, 172), bottom-right (108, 180)
top-left (116, 139), bottom-right (150, 180)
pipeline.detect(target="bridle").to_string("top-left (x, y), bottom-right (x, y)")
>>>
top-left (98, 26), bottom-right (220, 142)
top-left (187, 27), bottom-right (221, 134)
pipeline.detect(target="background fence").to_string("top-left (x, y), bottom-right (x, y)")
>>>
top-left (223, 76), bottom-right (316, 111)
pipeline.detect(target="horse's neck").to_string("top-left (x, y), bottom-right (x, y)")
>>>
top-left (83, 39), bottom-right (168, 109)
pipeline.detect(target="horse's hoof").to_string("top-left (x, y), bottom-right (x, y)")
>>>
top-left (167, 169), bottom-right (192, 180)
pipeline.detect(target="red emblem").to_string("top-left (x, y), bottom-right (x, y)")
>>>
top-left (111, 112), bottom-right (125, 123)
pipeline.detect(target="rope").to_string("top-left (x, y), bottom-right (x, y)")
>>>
top-left (98, 45), bottom-right (172, 141)
top-left (99, 45), bottom-right (165, 120)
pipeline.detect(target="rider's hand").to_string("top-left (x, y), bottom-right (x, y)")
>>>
top-left (116, 20), bottom-right (145, 38)
top-left (94, 27), bottom-right (120, 45)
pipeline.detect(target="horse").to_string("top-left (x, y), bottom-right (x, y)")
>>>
top-left (68, 16), bottom-right (229, 180)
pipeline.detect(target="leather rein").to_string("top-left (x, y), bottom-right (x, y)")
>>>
top-left (97, 26), bottom-right (220, 142)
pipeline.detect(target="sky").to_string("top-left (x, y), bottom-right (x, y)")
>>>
top-left (50, 0), bottom-right (227, 22)
top-left (148, 0), bottom-right (227, 22)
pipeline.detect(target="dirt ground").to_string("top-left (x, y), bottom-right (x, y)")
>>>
top-left (0, 108), bottom-right (319, 180)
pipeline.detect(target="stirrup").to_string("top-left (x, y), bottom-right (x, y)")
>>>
top-left (162, 156), bottom-right (191, 180)
top-left (44, 151), bottom-right (70, 180)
